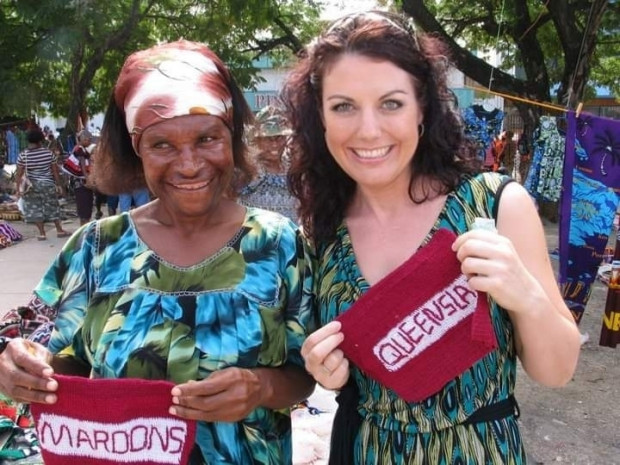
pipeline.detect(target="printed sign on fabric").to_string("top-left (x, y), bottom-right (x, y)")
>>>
top-left (30, 375), bottom-right (197, 465)
top-left (336, 228), bottom-right (497, 402)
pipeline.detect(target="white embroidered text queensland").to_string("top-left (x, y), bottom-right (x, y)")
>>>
top-left (373, 275), bottom-right (478, 371)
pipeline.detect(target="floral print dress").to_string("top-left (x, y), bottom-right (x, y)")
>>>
top-left (316, 173), bottom-right (526, 464)
top-left (34, 208), bottom-right (315, 465)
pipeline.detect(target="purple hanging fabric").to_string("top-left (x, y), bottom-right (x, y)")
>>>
top-left (559, 111), bottom-right (620, 323)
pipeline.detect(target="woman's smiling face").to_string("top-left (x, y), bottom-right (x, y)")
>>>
top-left (321, 53), bottom-right (424, 194)
top-left (137, 113), bottom-right (234, 217)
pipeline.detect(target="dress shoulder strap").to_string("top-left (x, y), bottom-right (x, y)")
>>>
top-left (452, 173), bottom-right (514, 227)
top-left (491, 176), bottom-right (516, 222)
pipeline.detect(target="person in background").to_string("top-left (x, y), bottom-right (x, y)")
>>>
top-left (281, 11), bottom-right (580, 464)
top-left (106, 194), bottom-right (119, 216)
top-left (239, 105), bottom-right (298, 222)
top-left (93, 192), bottom-right (107, 219)
top-left (88, 143), bottom-right (109, 220)
top-left (490, 132), bottom-right (505, 173)
top-left (496, 130), bottom-right (516, 177)
top-left (45, 133), bottom-right (64, 163)
top-left (14, 129), bottom-right (70, 240)
top-left (118, 187), bottom-right (150, 212)
top-left (517, 130), bottom-right (532, 184)
top-left (88, 142), bottom-right (119, 218)
top-left (71, 130), bottom-right (94, 225)
top-left (0, 39), bottom-right (315, 464)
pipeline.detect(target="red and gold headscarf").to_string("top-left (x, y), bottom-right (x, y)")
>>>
top-left (114, 40), bottom-right (233, 153)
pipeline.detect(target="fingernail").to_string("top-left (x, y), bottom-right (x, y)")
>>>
top-left (172, 396), bottom-right (179, 405)
top-left (169, 407), bottom-right (177, 416)
top-left (46, 380), bottom-right (58, 391)
top-left (171, 387), bottom-right (181, 396)
top-left (45, 394), bottom-right (57, 404)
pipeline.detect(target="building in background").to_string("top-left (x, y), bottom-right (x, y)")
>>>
top-left (242, 57), bottom-right (288, 113)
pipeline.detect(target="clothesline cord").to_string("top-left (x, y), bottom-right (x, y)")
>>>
top-left (465, 85), bottom-right (569, 113)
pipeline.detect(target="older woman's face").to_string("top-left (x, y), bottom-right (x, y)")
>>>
top-left (255, 135), bottom-right (286, 168)
top-left (138, 114), bottom-right (234, 216)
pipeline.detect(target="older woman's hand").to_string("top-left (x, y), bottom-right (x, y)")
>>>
top-left (0, 338), bottom-right (58, 404)
top-left (301, 321), bottom-right (349, 390)
top-left (170, 367), bottom-right (264, 423)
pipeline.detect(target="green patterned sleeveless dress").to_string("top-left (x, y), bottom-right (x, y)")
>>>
top-left (316, 173), bottom-right (527, 464)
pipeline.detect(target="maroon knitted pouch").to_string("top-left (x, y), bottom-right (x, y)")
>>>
top-left (336, 228), bottom-right (497, 402)
top-left (31, 375), bottom-right (197, 465)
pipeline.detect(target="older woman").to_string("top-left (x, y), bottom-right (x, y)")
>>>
top-left (14, 129), bottom-right (69, 240)
top-left (0, 40), bottom-right (315, 464)
top-left (239, 105), bottom-right (298, 222)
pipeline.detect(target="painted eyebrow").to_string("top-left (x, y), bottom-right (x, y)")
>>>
top-left (325, 89), bottom-right (409, 101)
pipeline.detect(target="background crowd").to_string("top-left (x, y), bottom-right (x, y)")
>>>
top-left (0, 10), bottom-right (587, 465)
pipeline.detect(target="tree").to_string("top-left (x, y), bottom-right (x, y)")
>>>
top-left (0, 0), bottom-right (321, 135)
top-left (397, 0), bottom-right (614, 133)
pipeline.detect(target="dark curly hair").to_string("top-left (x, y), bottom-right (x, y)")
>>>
top-left (26, 129), bottom-right (45, 144)
top-left (280, 11), bottom-right (480, 244)
top-left (91, 65), bottom-right (254, 196)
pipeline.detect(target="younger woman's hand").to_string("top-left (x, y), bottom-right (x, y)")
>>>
top-left (301, 321), bottom-right (349, 390)
top-left (452, 229), bottom-right (544, 315)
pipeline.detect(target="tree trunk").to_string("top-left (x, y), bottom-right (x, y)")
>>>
top-left (548, 0), bottom-right (609, 107)
top-left (62, 0), bottom-right (151, 140)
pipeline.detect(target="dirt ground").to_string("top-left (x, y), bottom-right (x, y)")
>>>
top-left (516, 219), bottom-right (620, 465)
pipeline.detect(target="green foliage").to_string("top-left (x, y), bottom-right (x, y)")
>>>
top-left (397, 0), bottom-right (617, 104)
top-left (589, 2), bottom-right (620, 97)
top-left (0, 0), bottom-right (322, 124)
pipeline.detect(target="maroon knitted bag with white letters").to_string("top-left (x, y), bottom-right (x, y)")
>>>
top-left (336, 228), bottom-right (497, 402)
top-left (31, 375), bottom-right (196, 465)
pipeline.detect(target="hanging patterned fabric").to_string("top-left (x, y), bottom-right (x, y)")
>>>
top-left (461, 104), bottom-right (504, 163)
top-left (16, 129), bottom-right (28, 153)
top-left (558, 111), bottom-right (620, 324)
top-left (527, 116), bottom-right (566, 202)
top-left (5, 129), bottom-right (19, 164)
top-left (523, 124), bottom-right (545, 196)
